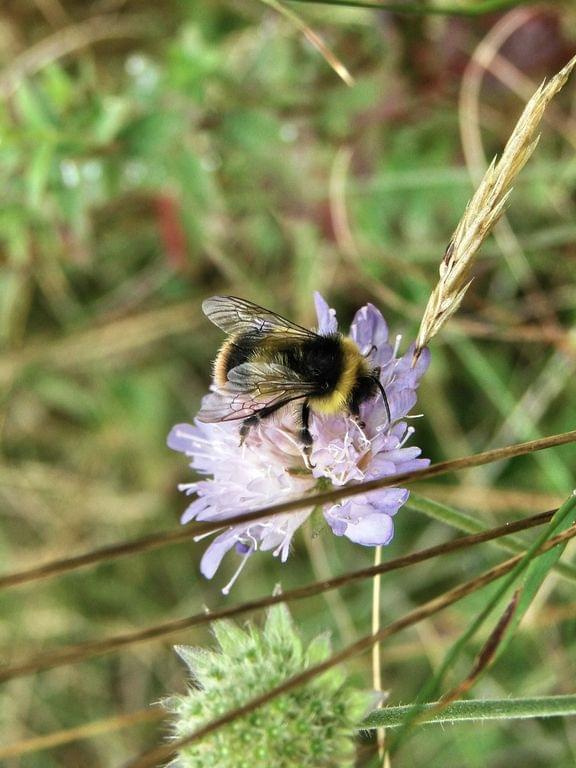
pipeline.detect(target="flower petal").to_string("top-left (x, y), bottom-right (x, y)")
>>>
top-left (181, 496), bottom-right (211, 525)
top-left (314, 292), bottom-right (338, 334)
top-left (200, 530), bottom-right (240, 579)
top-left (350, 303), bottom-right (389, 353)
top-left (344, 512), bottom-right (395, 546)
top-left (167, 423), bottom-right (196, 453)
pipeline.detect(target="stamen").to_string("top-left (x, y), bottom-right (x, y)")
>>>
top-left (276, 535), bottom-right (292, 562)
top-left (186, 450), bottom-right (220, 462)
top-left (193, 527), bottom-right (225, 543)
top-left (351, 418), bottom-right (370, 446)
top-left (178, 482), bottom-right (198, 493)
top-left (276, 425), bottom-right (311, 456)
top-left (399, 425), bottom-right (415, 447)
top-left (273, 536), bottom-right (287, 558)
top-left (266, 424), bottom-right (312, 468)
top-left (222, 548), bottom-right (253, 595)
top-left (271, 424), bottom-right (300, 445)
top-left (243, 528), bottom-right (259, 547)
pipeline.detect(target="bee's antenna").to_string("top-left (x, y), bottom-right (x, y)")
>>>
top-left (374, 378), bottom-right (391, 425)
top-left (363, 344), bottom-right (377, 359)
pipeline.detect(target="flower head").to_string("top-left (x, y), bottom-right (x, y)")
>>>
top-left (168, 294), bottom-right (429, 590)
top-left (163, 603), bottom-right (370, 768)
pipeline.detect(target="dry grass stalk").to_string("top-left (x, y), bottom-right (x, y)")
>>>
top-left (259, 0), bottom-right (354, 86)
top-left (414, 54), bottom-right (576, 359)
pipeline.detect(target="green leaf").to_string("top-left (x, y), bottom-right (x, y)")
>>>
top-left (118, 112), bottom-right (179, 156)
top-left (40, 63), bottom-right (75, 109)
top-left (91, 97), bottom-right (131, 145)
top-left (264, 602), bottom-right (296, 643)
top-left (27, 143), bottom-right (54, 209)
top-left (14, 82), bottom-right (53, 133)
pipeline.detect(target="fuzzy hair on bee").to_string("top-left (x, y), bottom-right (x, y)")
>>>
top-left (197, 296), bottom-right (391, 451)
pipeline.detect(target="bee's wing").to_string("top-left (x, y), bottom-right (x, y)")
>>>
top-left (197, 362), bottom-right (316, 423)
top-left (202, 296), bottom-right (317, 339)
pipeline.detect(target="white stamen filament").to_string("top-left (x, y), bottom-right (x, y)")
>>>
top-left (222, 548), bottom-right (253, 595)
top-left (273, 536), bottom-right (287, 558)
top-left (193, 527), bottom-right (225, 543)
top-left (399, 425), bottom-right (415, 447)
top-left (270, 424), bottom-right (301, 450)
top-left (178, 482), bottom-right (198, 493)
top-left (269, 425), bottom-right (313, 469)
top-left (187, 450), bottom-right (220, 462)
top-left (276, 535), bottom-right (292, 561)
top-left (351, 419), bottom-right (368, 444)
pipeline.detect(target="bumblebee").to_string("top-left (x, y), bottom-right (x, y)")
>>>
top-left (198, 296), bottom-right (390, 449)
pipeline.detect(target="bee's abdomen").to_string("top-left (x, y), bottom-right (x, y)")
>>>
top-left (213, 332), bottom-right (261, 386)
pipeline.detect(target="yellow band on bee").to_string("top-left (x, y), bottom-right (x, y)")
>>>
top-left (309, 337), bottom-right (365, 414)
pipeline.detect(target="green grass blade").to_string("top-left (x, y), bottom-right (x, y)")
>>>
top-left (406, 493), bottom-right (576, 583)
top-left (364, 694), bottom-right (576, 728)
top-left (495, 491), bottom-right (576, 660)
top-left (288, 0), bottom-right (529, 17)
top-left (390, 491), bottom-right (576, 750)
top-left (452, 339), bottom-right (573, 491)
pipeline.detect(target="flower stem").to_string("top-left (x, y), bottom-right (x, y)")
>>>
top-left (371, 545), bottom-right (387, 764)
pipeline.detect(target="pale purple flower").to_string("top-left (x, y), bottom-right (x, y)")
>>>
top-left (168, 293), bottom-right (429, 591)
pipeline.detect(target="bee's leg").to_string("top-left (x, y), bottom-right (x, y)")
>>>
top-left (300, 401), bottom-right (313, 447)
top-left (239, 415), bottom-right (259, 445)
top-left (239, 403), bottom-right (286, 445)
top-left (349, 402), bottom-right (366, 429)
top-left (300, 401), bottom-right (315, 467)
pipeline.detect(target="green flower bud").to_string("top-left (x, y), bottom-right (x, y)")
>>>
top-left (164, 603), bottom-right (370, 767)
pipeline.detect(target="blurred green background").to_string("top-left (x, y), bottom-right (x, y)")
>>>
top-left (1, 1), bottom-right (575, 765)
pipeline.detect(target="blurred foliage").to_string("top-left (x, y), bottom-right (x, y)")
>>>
top-left (0, 1), bottom-right (575, 766)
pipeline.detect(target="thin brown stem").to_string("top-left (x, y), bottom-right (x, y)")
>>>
top-left (0, 15), bottom-right (151, 99)
top-left (0, 510), bottom-right (555, 684)
top-left (2, 430), bottom-right (574, 591)
top-left (184, 430), bottom-right (576, 535)
top-left (0, 707), bottom-right (163, 760)
top-left (123, 527), bottom-right (576, 768)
